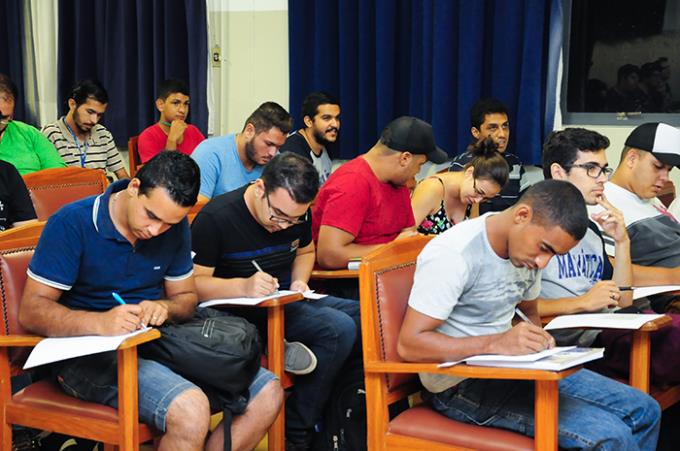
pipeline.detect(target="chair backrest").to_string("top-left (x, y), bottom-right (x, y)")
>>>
top-left (359, 235), bottom-right (433, 396)
top-left (0, 221), bottom-right (45, 252)
top-left (23, 167), bottom-right (109, 221)
top-left (659, 180), bottom-right (676, 208)
top-left (128, 136), bottom-right (142, 176)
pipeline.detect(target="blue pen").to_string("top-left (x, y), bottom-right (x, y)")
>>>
top-left (112, 292), bottom-right (126, 305)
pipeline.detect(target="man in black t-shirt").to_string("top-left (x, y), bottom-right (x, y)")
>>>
top-left (191, 153), bottom-right (360, 451)
top-left (0, 159), bottom-right (36, 231)
top-left (280, 92), bottom-right (340, 184)
top-left (449, 98), bottom-right (525, 214)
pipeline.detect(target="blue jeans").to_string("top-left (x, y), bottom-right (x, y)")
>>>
top-left (428, 369), bottom-right (660, 450)
top-left (53, 352), bottom-right (276, 432)
top-left (283, 296), bottom-right (360, 441)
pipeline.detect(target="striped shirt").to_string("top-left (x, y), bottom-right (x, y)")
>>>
top-left (41, 117), bottom-right (125, 174)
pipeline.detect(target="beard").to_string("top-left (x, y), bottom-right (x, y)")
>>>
top-left (312, 127), bottom-right (338, 147)
top-left (245, 139), bottom-right (258, 164)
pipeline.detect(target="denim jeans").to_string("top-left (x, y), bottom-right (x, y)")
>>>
top-left (282, 295), bottom-right (361, 442)
top-left (429, 369), bottom-right (660, 450)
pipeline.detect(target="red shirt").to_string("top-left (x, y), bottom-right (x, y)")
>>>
top-left (312, 156), bottom-right (415, 245)
top-left (138, 123), bottom-right (205, 163)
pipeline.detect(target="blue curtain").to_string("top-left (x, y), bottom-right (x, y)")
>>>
top-left (0, 0), bottom-right (28, 123)
top-left (289, 0), bottom-right (554, 164)
top-left (57, 0), bottom-right (208, 146)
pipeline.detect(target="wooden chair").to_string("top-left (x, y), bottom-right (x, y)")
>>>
top-left (209, 292), bottom-right (304, 451)
top-left (359, 235), bottom-right (579, 450)
top-left (0, 242), bottom-right (160, 450)
top-left (23, 167), bottom-right (109, 221)
top-left (0, 221), bottom-right (45, 252)
top-left (128, 136), bottom-right (143, 177)
top-left (187, 199), bottom-right (207, 225)
top-left (658, 180), bottom-right (676, 208)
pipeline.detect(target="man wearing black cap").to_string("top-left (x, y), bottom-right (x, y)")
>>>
top-left (588, 122), bottom-right (680, 311)
top-left (312, 116), bottom-right (448, 269)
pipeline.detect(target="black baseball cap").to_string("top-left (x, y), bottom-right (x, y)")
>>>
top-left (625, 122), bottom-right (680, 167)
top-left (380, 116), bottom-right (448, 164)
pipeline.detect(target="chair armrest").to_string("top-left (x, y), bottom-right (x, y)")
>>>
top-left (364, 360), bottom-right (579, 381)
top-left (257, 293), bottom-right (305, 307)
top-left (0, 335), bottom-right (44, 347)
top-left (118, 328), bottom-right (161, 349)
top-left (311, 268), bottom-right (359, 280)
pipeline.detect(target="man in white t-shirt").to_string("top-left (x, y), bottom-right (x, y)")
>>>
top-left (398, 180), bottom-right (661, 449)
top-left (280, 92), bottom-right (340, 184)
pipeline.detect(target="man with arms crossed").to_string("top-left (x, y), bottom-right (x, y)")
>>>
top-left (398, 180), bottom-right (660, 449)
top-left (19, 152), bottom-right (282, 451)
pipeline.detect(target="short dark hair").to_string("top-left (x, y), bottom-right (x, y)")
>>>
top-left (301, 91), bottom-right (339, 122)
top-left (136, 151), bottom-right (200, 207)
top-left (243, 102), bottom-right (293, 135)
top-left (519, 179), bottom-right (588, 241)
top-left (69, 79), bottom-right (109, 108)
top-left (465, 138), bottom-right (509, 187)
top-left (617, 64), bottom-right (639, 83)
top-left (470, 98), bottom-right (509, 130)
top-left (0, 74), bottom-right (18, 101)
top-left (542, 128), bottom-right (610, 179)
top-left (157, 79), bottom-right (189, 100)
top-left (261, 153), bottom-right (319, 204)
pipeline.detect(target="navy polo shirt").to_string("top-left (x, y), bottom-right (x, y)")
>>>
top-left (28, 180), bottom-right (193, 311)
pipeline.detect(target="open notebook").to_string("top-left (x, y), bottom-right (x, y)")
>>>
top-left (439, 346), bottom-right (604, 371)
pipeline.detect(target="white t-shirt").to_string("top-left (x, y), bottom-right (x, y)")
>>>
top-left (408, 213), bottom-right (542, 392)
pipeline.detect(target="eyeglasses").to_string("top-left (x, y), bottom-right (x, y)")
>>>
top-left (264, 191), bottom-right (309, 225)
top-left (472, 178), bottom-right (495, 202)
top-left (566, 163), bottom-right (613, 179)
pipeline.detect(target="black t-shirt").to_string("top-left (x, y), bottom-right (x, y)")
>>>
top-left (0, 160), bottom-right (36, 231)
top-left (280, 132), bottom-right (313, 161)
top-left (191, 184), bottom-right (312, 289)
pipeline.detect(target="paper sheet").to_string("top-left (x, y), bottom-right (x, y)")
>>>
top-left (198, 290), bottom-right (325, 308)
top-left (24, 328), bottom-right (150, 369)
top-left (544, 313), bottom-right (664, 331)
top-left (633, 285), bottom-right (680, 300)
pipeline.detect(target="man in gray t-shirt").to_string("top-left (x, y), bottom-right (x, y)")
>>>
top-left (399, 180), bottom-right (661, 449)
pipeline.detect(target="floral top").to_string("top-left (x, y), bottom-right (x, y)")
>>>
top-left (418, 200), bottom-right (454, 235)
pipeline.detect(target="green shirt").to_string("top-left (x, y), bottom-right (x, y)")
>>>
top-left (0, 121), bottom-right (66, 175)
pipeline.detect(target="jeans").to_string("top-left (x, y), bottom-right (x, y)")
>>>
top-left (429, 369), bottom-right (660, 450)
top-left (53, 352), bottom-right (275, 432)
top-left (283, 296), bottom-right (360, 442)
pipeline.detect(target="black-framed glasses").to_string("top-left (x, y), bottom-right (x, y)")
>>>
top-left (472, 178), bottom-right (495, 202)
top-left (566, 163), bottom-right (613, 179)
top-left (264, 192), bottom-right (309, 225)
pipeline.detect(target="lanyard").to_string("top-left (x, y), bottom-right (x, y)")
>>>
top-left (63, 117), bottom-right (89, 167)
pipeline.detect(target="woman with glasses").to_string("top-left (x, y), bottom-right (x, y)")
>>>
top-left (412, 139), bottom-right (509, 235)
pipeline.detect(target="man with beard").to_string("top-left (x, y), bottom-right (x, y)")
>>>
top-left (42, 79), bottom-right (129, 179)
top-left (280, 92), bottom-right (340, 184)
top-left (191, 102), bottom-right (292, 202)
top-left (0, 73), bottom-right (65, 175)
top-left (138, 79), bottom-right (205, 162)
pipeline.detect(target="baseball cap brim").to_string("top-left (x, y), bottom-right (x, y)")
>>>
top-left (426, 146), bottom-right (448, 164)
top-left (653, 152), bottom-right (680, 168)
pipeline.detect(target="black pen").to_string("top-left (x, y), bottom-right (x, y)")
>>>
top-left (618, 287), bottom-right (634, 291)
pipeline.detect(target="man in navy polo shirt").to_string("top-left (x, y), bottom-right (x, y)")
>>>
top-left (19, 152), bottom-right (283, 451)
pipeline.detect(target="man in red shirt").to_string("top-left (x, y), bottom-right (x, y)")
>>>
top-left (138, 79), bottom-right (205, 162)
top-left (313, 116), bottom-right (447, 269)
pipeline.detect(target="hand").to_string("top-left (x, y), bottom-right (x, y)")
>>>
top-left (590, 195), bottom-right (628, 244)
top-left (290, 280), bottom-right (310, 293)
top-left (139, 300), bottom-right (170, 327)
top-left (579, 280), bottom-right (620, 312)
top-left (98, 304), bottom-right (144, 335)
top-left (491, 322), bottom-right (556, 355)
top-left (167, 120), bottom-right (188, 146)
top-left (244, 271), bottom-right (279, 297)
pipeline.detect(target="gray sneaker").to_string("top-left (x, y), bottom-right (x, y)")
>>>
top-left (284, 340), bottom-right (317, 375)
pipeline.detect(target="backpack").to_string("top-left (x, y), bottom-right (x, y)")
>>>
top-left (139, 307), bottom-right (261, 451)
top-left (311, 357), bottom-right (367, 451)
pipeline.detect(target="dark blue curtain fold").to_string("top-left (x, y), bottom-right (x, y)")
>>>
top-left (58, 0), bottom-right (208, 146)
top-left (0, 0), bottom-right (28, 122)
top-left (289, 0), bottom-right (553, 164)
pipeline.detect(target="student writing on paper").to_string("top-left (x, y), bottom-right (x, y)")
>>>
top-left (539, 128), bottom-right (680, 385)
top-left (18, 152), bottom-right (283, 451)
top-left (191, 153), bottom-right (361, 451)
top-left (397, 180), bottom-right (660, 449)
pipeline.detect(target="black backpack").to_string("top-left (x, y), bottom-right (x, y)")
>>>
top-left (139, 307), bottom-right (261, 451)
top-left (311, 357), bottom-right (367, 451)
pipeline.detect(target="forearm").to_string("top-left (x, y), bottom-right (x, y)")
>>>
top-left (114, 168), bottom-right (130, 180)
top-left (165, 137), bottom-right (178, 150)
top-left (536, 296), bottom-right (593, 316)
top-left (632, 263), bottom-right (680, 286)
top-left (290, 252), bottom-right (314, 285)
top-left (20, 295), bottom-right (103, 337)
top-left (162, 292), bottom-right (198, 322)
top-left (611, 240), bottom-right (633, 307)
top-left (397, 329), bottom-right (499, 363)
top-left (194, 275), bottom-right (249, 300)
top-left (317, 241), bottom-right (383, 269)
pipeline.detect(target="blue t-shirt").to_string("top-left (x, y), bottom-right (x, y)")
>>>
top-left (27, 180), bottom-right (193, 311)
top-left (191, 133), bottom-right (263, 198)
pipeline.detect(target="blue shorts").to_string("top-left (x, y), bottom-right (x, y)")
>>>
top-left (54, 352), bottom-right (276, 431)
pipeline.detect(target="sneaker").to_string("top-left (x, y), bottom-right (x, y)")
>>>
top-left (284, 340), bottom-right (317, 375)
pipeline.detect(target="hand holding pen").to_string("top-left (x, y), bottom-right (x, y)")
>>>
top-left (245, 260), bottom-right (280, 297)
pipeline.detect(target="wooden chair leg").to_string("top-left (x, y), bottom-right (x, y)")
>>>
top-left (0, 348), bottom-right (12, 451)
top-left (267, 305), bottom-right (286, 451)
top-left (534, 380), bottom-right (559, 451)
top-left (117, 347), bottom-right (140, 451)
top-left (629, 330), bottom-right (651, 393)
